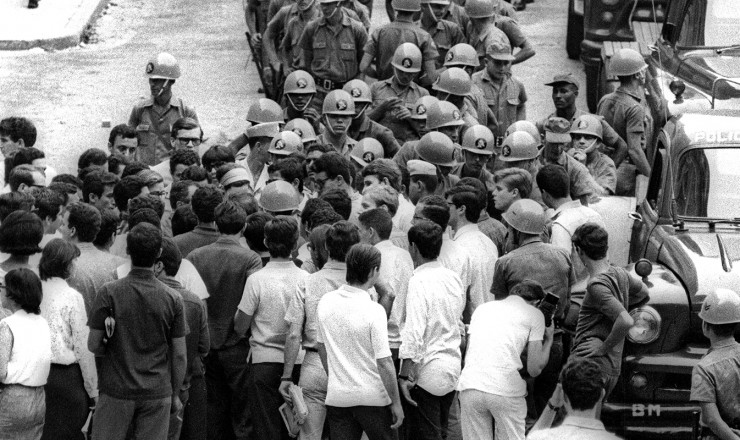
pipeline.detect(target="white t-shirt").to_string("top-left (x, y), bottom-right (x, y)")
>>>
top-left (452, 224), bottom-right (498, 312)
top-left (375, 240), bottom-right (414, 350)
top-left (458, 295), bottom-right (545, 397)
top-left (317, 284), bottom-right (392, 407)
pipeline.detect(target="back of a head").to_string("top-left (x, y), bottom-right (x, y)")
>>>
top-left (181, 165), bottom-right (210, 183)
top-left (51, 173), bottom-right (83, 190)
top-left (215, 200), bottom-right (247, 235)
top-left (129, 194), bottom-right (165, 219)
top-left (215, 163), bottom-right (241, 183)
top-left (12, 147), bottom-right (44, 168)
top-left (128, 208), bottom-right (161, 230)
top-left (301, 198), bottom-right (332, 227)
top-left (9, 164), bottom-right (37, 192)
top-left (172, 204), bottom-right (198, 236)
top-left (572, 222), bottom-right (609, 260)
top-left (325, 220), bottom-right (360, 262)
top-left (313, 152), bottom-right (351, 184)
top-left (418, 195), bottom-right (451, 230)
top-left (319, 189), bottom-right (351, 220)
top-left (39, 238), bottom-right (80, 281)
top-left (510, 279), bottom-right (546, 302)
top-left (458, 177), bottom-right (488, 210)
top-left (308, 207), bottom-right (344, 230)
top-left (127, 223), bottom-right (163, 267)
top-left (121, 161), bottom-right (150, 178)
top-left (4, 268), bottom-right (42, 315)
top-left (364, 185), bottom-right (399, 217)
top-left (192, 185), bottom-right (224, 223)
top-left (265, 216), bottom-right (299, 259)
top-left (493, 168), bottom-right (532, 199)
top-left (0, 191), bottom-right (34, 222)
top-left (345, 243), bottom-right (381, 286)
top-left (94, 208), bottom-right (120, 248)
top-left (408, 220), bottom-right (443, 260)
top-left (83, 170), bottom-right (119, 203)
top-left (362, 159), bottom-right (402, 192)
top-left (33, 188), bottom-right (65, 222)
top-left (170, 180), bottom-right (197, 210)
top-left (67, 202), bottom-right (102, 243)
top-left (158, 236), bottom-right (183, 277)
top-left (226, 190), bottom-right (259, 217)
top-left (560, 358), bottom-right (605, 411)
top-left (445, 185), bottom-right (482, 223)
top-left (78, 148), bottom-right (108, 171)
top-left (202, 145), bottom-right (236, 171)
top-left (113, 175), bottom-right (146, 212)
top-left (0, 210), bottom-right (43, 256)
top-left (358, 208), bottom-right (393, 241)
top-left (0, 117), bottom-right (37, 147)
top-left (536, 164), bottom-right (570, 199)
top-left (244, 212), bottom-right (274, 253)
top-left (170, 149), bottom-right (201, 175)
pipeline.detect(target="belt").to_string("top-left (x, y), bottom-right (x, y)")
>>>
top-left (315, 77), bottom-right (347, 90)
top-left (304, 347), bottom-right (318, 353)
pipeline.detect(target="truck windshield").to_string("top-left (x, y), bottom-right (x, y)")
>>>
top-left (674, 147), bottom-right (740, 218)
top-left (677, 0), bottom-right (740, 47)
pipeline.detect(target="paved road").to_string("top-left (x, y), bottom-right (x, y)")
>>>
top-left (0, 0), bottom-right (586, 174)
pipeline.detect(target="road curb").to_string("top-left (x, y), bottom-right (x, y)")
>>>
top-left (0, 0), bottom-right (109, 51)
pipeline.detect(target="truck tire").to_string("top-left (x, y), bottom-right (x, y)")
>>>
top-left (585, 62), bottom-right (601, 113)
top-left (566, 0), bottom-right (583, 60)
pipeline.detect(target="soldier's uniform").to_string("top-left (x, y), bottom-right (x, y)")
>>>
top-left (536, 109), bottom-right (625, 164)
top-left (468, 23), bottom-right (510, 66)
top-left (472, 69), bottom-right (526, 143)
top-left (421, 19), bottom-right (466, 69)
top-left (349, 116), bottom-right (401, 159)
top-left (342, 0), bottom-right (371, 30)
top-left (371, 80), bottom-right (430, 145)
top-left (316, 133), bottom-right (358, 159)
top-left (443, 2), bottom-right (472, 39)
top-left (364, 19), bottom-right (439, 82)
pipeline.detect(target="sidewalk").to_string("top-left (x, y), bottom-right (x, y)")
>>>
top-left (0, 0), bottom-right (109, 50)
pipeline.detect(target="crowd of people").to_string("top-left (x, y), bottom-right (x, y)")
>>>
top-left (1, 0), bottom-right (740, 439)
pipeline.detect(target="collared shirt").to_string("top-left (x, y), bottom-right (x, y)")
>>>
top-left (116, 258), bottom-right (210, 300)
top-left (540, 153), bottom-right (600, 200)
top-left (375, 240), bottom-right (414, 350)
top-left (477, 212), bottom-right (507, 256)
top-left (348, 116), bottom-right (401, 159)
top-left (400, 261), bottom-right (464, 396)
top-left (587, 150), bottom-right (617, 194)
top-left (370, 78), bottom-right (429, 145)
top-left (537, 109), bottom-right (627, 164)
top-left (395, 194), bottom-right (415, 233)
top-left (317, 284), bottom-right (392, 407)
top-left (299, 12), bottom-right (368, 82)
top-left (527, 416), bottom-right (623, 440)
top-left (439, 235), bottom-right (472, 294)
top-left (281, 7), bottom-right (319, 72)
top-left (316, 133), bottom-right (357, 160)
top-left (68, 242), bottom-right (125, 315)
top-left (597, 86), bottom-right (651, 154)
top-left (491, 238), bottom-right (575, 320)
top-left (469, 22), bottom-right (510, 64)
top-left (364, 18), bottom-right (439, 81)
top-left (472, 69), bottom-right (527, 139)
top-left (128, 96), bottom-right (198, 166)
top-left (452, 223), bottom-right (497, 312)
top-left (443, 3), bottom-right (471, 39)
top-left (422, 19), bottom-right (466, 69)
top-left (237, 261), bottom-right (310, 363)
top-left (174, 224), bottom-right (221, 259)
top-left (691, 341), bottom-right (740, 429)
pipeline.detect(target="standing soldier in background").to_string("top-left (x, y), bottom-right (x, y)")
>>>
top-left (263, 0), bottom-right (320, 79)
top-left (128, 53), bottom-right (198, 167)
top-left (464, 0), bottom-right (509, 67)
top-left (343, 80), bottom-right (402, 159)
top-left (419, 0), bottom-right (466, 69)
top-left (282, 70), bottom-right (322, 133)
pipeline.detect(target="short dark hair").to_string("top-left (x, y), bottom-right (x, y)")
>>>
top-left (446, 185), bottom-right (482, 223)
top-left (536, 164), bottom-right (570, 199)
top-left (93, 208), bottom-right (119, 248)
top-left (216, 163), bottom-right (241, 183)
top-left (172, 205), bottom-right (198, 236)
top-left (265, 216), bottom-right (299, 258)
top-left (418, 195), bottom-right (451, 230)
top-left (0, 117), bottom-right (37, 146)
top-left (226, 191), bottom-right (259, 216)
top-left (362, 159), bottom-right (402, 192)
top-left (308, 224), bottom-right (331, 270)
top-left (67, 202), bottom-right (102, 243)
top-left (121, 161), bottom-right (150, 179)
top-left (78, 148), bottom-right (108, 171)
top-left (572, 222), bottom-right (609, 260)
top-left (458, 177), bottom-right (489, 209)
top-left (127, 223), bottom-right (162, 267)
top-left (9, 164), bottom-right (39, 192)
top-left (325, 221), bottom-right (360, 262)
top-left (170, 180), bottom-right (197, 210)
top-left (0, 210), bottom-right (43, 255)
top-left (706, 321), bottom-right (739, 338)
top-left (157, 236), bottom-right (182, 277)
top-left (4, 268), bottom-right (42, 314)
top-left (137, 169), bottom-right (164, 188)
top-left (170, 150), bottom-right (201, 176)
top-left (320, 189), bottom-right (351, 220)
top-left (215, 201), bottom-right (247, 235)
top-left (345, 243), bottom-right (381, 285)
top-left (312, 152), bottom-right (352, 185)
top-left (301, 198), bottom-right (332, 228)
top-left (108, 154), bottom-right (130, 175)
top-left (12, 147), bottom-right (44, 168)
top-left (308, 208), bottom-right (344, 230)
top-left (358, 208), bottom-right (393, 241)
top-left (410, 174), bottom-right (438, 194)
top-left (510, 279), bottom-right (546, 302)
top-left (0, 192), bottom-right (34, 221)
top-left (51, 173), bottom-right (83, 189)
top-left (171, 117), bottom-right (202, 139)
top-left (270, 158), bottom-right (306, 193)
top-left (202, 145), bottom-right (235, 172)
top-left (408, 220), bottom-right (443, 259)
top-left (33, 188), bottom-right (65, 221)
top-left (560, 358), bottom-right (605, 411)
top-left (192, 186), bottom-right (224, 223)
top-left (244, 212), bottom-right (274, 253)
top-left (108, 124), bottom-right (137, 146)
top-left (129, 194), bottom-right (165, 219)
top-left (83, 170), bottom-right (119, 203)
top-left (306, 143), bottom-right (333, 156)
top-left (181, 165), bottom-right (210, 183)
top-left (48, 182), bottom-right (77, 206)
top-left (39, 239), bottom-right (80, 281)
top-left (113, 175), bottom-right (147, 212)
top-left (128, 208), bottom-right (161, 229)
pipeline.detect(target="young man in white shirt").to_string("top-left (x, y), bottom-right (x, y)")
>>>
top-left (399, 220), bottom-right (465, 440)
top-left (317, 244), bottom-right (404, 440)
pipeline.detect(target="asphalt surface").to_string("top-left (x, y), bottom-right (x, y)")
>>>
top-left (0, 0), bottom-right (587, 174)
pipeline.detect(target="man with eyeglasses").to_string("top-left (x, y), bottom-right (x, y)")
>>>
top-left (151, 118), bottom-right (204, 189)
top-left (7, 164), bottom-right (45, 194)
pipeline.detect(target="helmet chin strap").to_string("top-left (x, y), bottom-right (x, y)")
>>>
top-left (577, 138), bottom-right (599, 154)
top-left (426, 3), bottom-right (439, 22)
top-left (287, 94), bottom-right (312, 112)
top-left (324, 3), bottom-right (339, 19)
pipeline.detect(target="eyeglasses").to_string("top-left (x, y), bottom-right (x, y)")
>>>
top-left (176, 137), bottom-right (202, 146)
top-left (149, 190), bottom-right (167, 197)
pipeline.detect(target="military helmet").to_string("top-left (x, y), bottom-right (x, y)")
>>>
top-left (343, 80), bottom-right (372, 104)
top-left (498, 131), bottom-right (540, 162)
top-left (415, 132), bottom-right (459, 167)
top-left (422, 0), bottom-right (450, 5)
top-left (426, 100), bottom-right (465, 130)
top-left (699, 288), bottom-right (740, 325)
top-left (433, 67), bottom-right (472, 97)
top-left (444, 43), bottom-right (480, 68)
top-left (502, 199), bottom-right (546, 235)
top-left (465, 0), bottom-right (495, 18)
top-left (322, 90), bottom-right (356, 116)
top-left (284, 70), bottom-right (317, 95)
top-left (410, 96), bottom-right (439, 120)
top-left (505, 120), bottom-right (542, 145)
top-left (351, 138), bottom-right (385, 168)
top-left (285, 118), bottom-right (318, 143)
top-left (268, 131), bottom-right (304, 156)
top-left (260, 180), bottom-right (303, 213)
top-left (145, 53), bottom-right (181, 80)
top-left (462, 125), bottom-right (495, 155)
top-left (391, 43), bottom-right (423, 73)
top-left (247, 98), bottom-right (284, 124)
top-left (570, 114), bottom-right (603, 141)
top-left (392, 0), bottom-right (421, 12)
top-left (610, 48), bottom-right (647, 77)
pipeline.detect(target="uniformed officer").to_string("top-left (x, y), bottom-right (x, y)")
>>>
top-left (343, 80), bottom-right (402, 158)
top-left (360, 0), bottom-right (439, 85)
top-left (283, 70), bottom-right (322, 133)
top-left (349, 138), bottom-right (385, 181)
top-left (473, 42), bottom-right (526, 144)
top-left (444, 43), bottom-right (491, 126)
top-left (393, 100), bottom-right (465, 168)
top-left (452, 124), bottom-right (495, 190)
top-left (267, 130), bottom-right (305, 165)
top-left (316, 90), bottom-right (358, 158)
top-left (341, 0), bottom-right (372, 30)
top-left (442, 0), bottom-right (472, 40)
top-left (241, 121), bottom-right (282, 196)
top-left (497, 130), bottom-right (543, 203)
top-left (408, 95), bottom-right (440, 140)
top-left (264, 0), bottom-right (320, 76)
top-left (597, 48), bottom-right (652, 196)
top-left (419, 0), bottom-right (466, 69)
top-left (298, 0), bottom-right (368, 113)
top-left (128, 53), bottom-right (198, 166)
top-left (285, 117), bottom-right (319, 149)
top-left (227, 98), bottom-right (284, 157)
top-left (537, 73), bottom-right (630, 170)
top-left (568, 114), bottom-right (617, 195)
top-left (433, 67), bottom-right (482, 128)
top-left (464, 0), bottom-right (510, 66)
top-left (415, 131), bottom-right (461, 196)
top-left (368, 43), bottom-right (430, 146)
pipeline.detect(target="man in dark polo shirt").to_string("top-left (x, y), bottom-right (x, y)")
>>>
top-left (187, 201), bottom-right (263, 440)
top-left (174, 185), bottom-right (223, 258)
top-left (88, 223), bottom-right (188, 440)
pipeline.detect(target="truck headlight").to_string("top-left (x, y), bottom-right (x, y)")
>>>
top-left (627, 306), bottom-right (661, 344)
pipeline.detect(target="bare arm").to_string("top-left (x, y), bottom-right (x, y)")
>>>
top-left (526, 323), bottom-right (554, 377)
top-left (601, 311), bottom-right (634, 354)
top-left (170, 336), bottom-right (187, 395)
top-left (88, 328), bottom-right (106, 355)
top-left (359, 53), bottom-right (374, 78)
top-left (626, 131), bottom-right (651, 176)
top-left (233, 310), bottom-right (253, 339)
top-left (375, 280), bottom-right (395, 318)
top-left (0, 321), bottom-right (12, 382)
top-left (278, 321), bottom-right (303, 403)
top-left (700, 402), bottom-right (740, 440)
top-left (378, 356), bottom-right (405, 429)
top-left (512, 41), bottom-right (535, 64)
top-left (317, 342), bottom-right (329, 373)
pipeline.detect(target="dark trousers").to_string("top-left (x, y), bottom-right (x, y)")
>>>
top-left (205, 343), bottom-right (251, 440)
top-left (181, 375), bottom-right (207, 440)
top-left (528, 334), bottom-right (564, 421)
top-left (92, 394), bottom-right (170, 440)
top-left (42, 363), bottom-right (90, 440)
top-left (326, 405), bottom-right (396, 440)
top-left (246, 362), bottom-right (299, 440)
top-left (405, 387), bottom-right (455, 440)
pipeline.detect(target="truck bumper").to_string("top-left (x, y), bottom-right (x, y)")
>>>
top-left (602, 402), bottom-right (701, 440)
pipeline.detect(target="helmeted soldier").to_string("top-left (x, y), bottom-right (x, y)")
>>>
top-left (343, 80), bottom-right (401, 158)
top-left (433, 67), bottom-right (481, 128)
top-left (419, 0), bottom-right (466, 69)
top-left (228, 98), bottom-right (284, 156)
top-left (568, 114), bottom-right (617, 195)
top-left (393, 100), bottom-right (465, 169)
top-left (316, 90), bottom-right (359, 158)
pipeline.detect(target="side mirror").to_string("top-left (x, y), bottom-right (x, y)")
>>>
top-left (669, 79), bottom-right (686, 104)
top-left (635, 258), bottom-right (653, 283)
